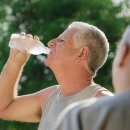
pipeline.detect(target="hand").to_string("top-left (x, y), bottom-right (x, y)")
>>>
top-left (7, 33), bottom-right (40, 67)
top-left (8, 48), bottom-right (30, 67)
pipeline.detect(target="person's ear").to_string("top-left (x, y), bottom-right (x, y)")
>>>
top-left (119, 43), bottom-right (129, 66)
top-left (75, 46), bottom-right (89, 63)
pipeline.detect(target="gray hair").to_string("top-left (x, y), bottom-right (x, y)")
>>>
top-left (68, 22), bottom-right (109, 76)
top-left (121, 25), bottom-right (130, 46)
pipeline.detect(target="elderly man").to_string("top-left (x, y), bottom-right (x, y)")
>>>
top-left (54, 25), bottom-right (130, 130)
top-left (0, 22), bottom-right (112, 130)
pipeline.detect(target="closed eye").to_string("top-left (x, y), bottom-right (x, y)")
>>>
top-left (56, 40), bottom-right (65, 46)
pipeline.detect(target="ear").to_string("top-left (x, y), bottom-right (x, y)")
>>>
top-left (75, 46), bottom-right (89, 62)
top-left (118, 43), bottom-right (129, 66)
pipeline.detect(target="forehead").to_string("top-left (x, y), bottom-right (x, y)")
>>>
top-left (59, 28), bottom-right (78, 40)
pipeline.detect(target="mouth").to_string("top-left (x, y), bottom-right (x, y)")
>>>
top-left (49, 49), bottom-right (55, 54)
top-left (47, 50), bottom-right (54, 57)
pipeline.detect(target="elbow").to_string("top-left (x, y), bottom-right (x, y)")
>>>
top-left (0, 109), bottom-right (11, 121)
top-left (0, 111), bottom-right (6, 120)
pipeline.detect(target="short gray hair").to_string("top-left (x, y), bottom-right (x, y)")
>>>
top-left (68, 22), bottom-right (109, 76)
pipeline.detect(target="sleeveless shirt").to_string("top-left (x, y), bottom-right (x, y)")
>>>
top-left (38, 84), bottom-right (109, 130)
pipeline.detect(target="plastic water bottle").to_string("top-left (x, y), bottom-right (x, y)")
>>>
top-left (9, 34), bottom-right (50, 55)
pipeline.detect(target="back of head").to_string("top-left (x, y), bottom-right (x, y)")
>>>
top-left (112, 25), bottom-right (130, 92)
top-left (121, 25), bottom-right (130, 46)
top-left (68, 22), bottom-right (109, 76)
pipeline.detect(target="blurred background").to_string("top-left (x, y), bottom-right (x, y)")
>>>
top-left (0, 0), bottom-right (129, 129)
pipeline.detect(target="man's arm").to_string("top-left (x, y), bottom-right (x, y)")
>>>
top-left (0, 48), bottom-right (56, 122)
top-left (0, 87), bottom-right (56, 122)
top-left (0, 49), bottom-right (29, 112)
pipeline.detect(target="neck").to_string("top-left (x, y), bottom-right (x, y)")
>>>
top-left (53, 66), bottom-right (93, 96)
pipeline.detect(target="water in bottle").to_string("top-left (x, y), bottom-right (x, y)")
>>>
top-left (9, 33), bottom-right (50, 55)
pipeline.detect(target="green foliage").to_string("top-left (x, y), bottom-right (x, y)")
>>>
top-left (0, 0), bottom-right (129, 129)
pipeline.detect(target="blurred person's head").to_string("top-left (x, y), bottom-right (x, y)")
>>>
top-left (112, 26), bottom-right (130, 92)
top-left (45, 21), bottom-right (109, 77)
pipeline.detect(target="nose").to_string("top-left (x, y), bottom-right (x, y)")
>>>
top-left (47, 39), bottom-right (57, 48)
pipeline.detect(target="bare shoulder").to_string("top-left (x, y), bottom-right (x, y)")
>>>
top-left (35, 85), bottom-right (58, 107)
top-left (0, 85), bottom-right (58, 122)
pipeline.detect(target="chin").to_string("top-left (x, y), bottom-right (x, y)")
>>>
top-left (44, 59), bottom-right (49, 67)
top-left (44, 59), bottom-right (53, 68)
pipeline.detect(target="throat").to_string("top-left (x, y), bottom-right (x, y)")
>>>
top-left (54, 66), bottom-right (93, 96)
top-left (59, 78), bottom-right (93, 96)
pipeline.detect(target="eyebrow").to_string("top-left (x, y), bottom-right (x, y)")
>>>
top-left (58, 36), bottom-right (65, 41)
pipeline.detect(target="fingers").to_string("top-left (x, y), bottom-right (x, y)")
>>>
top-left (20, 32), bottom-right (40, 41)
top-left (10, 48), bottom-right (19, 54)
top-left (20, 32), bottom-right (26, 38)
top-left (26, 34), bottom-right (33, 39)
top-left (10, 47), bottom-right (30, 57)
top-left (20, 32), bottom-right (26, 36)
top-left (34, 35), bottom-right (40, 41)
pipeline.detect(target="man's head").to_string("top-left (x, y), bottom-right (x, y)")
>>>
top-left (112, 26), bottom-right (130, 92)
top-left (68, 22), bottom-right (109, 76)
top-left (45, 21), bottom-right (109, 76)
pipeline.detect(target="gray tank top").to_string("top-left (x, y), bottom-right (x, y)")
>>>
top-left (38, 84), bottom-right (108, 130)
